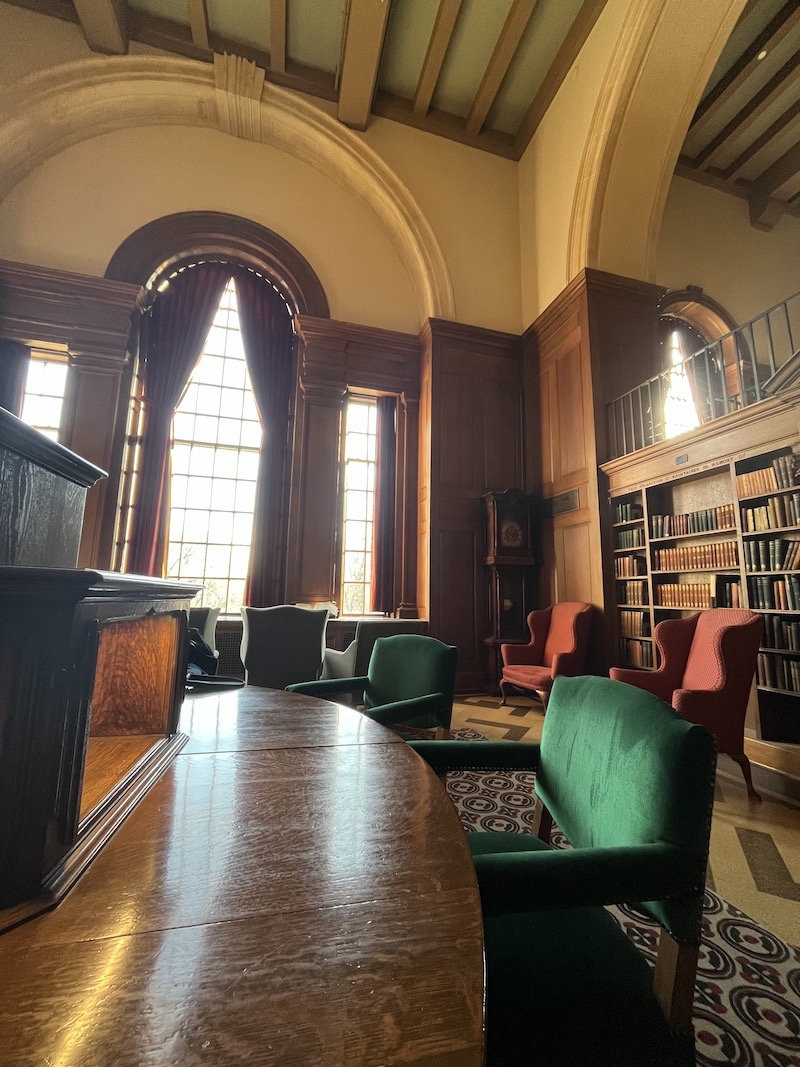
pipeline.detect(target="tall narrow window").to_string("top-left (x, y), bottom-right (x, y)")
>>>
top-left (20, 353), bottom-right (68, 441)
top-left (166, 279), bottom-right (261, 613)
top-left (663, 329), bottom-right (700, 439)
top-left (340, 398), bottom-right (377, 615)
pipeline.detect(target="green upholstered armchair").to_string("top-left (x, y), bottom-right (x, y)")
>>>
top-left (410, 674), bottom-right (717, 1067)
top-left (287, 633), bottom-right (458, 735)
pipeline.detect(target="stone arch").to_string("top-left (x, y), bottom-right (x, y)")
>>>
top-left (0, 55), bottom-right (454, 322)
top-left (568, 0), bottom-right (749, 284)
top-left (105, 211), bottom-right (330, 318)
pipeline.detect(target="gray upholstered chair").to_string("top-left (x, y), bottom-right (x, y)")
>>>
top-left (188, 606), bottom-right (220, 655)
top-left (240, 605), bottom-right (329, 689)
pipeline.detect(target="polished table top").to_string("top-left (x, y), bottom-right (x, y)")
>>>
top-left (0, 688), bottom-right (485, 1066)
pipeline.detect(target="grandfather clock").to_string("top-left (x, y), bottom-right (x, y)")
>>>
top-left (483, 489), bottom-right (537, 689)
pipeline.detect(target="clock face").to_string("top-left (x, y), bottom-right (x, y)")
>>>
top-left (500, 517), bottom-right (524, 549)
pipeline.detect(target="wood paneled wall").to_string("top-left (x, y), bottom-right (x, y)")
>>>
top-left (522, 270), bottom-right (664, 673)
top-left (0, 259), bottom-right (139, 568)
top-left (419, 319), bottom-right (522, 690)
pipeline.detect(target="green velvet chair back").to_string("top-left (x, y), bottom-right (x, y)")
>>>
top-left (364, 634), bottom-right (458, 727)
top-left (536, 675), bottom-right (716, 943)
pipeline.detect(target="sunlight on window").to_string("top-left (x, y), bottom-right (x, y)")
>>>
top-left (20, 356), bottom-right (68, 441)
top-left (167, 279), bottom-right (261, 614)
top-left (341, 399), bottom-right (377, 615)
top-left (664, 330), bottom-right (700, 439)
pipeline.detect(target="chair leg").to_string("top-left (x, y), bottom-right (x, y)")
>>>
top-left (434, 726), bottom-right (449, 740)
top-left (533, 799), bottom-right (553, 844)
top-left (499, 678), bottom-right (511, 706)
top-left (732, 751), bottom-right (761, 801)
top-left (653, 931), bottom-right (698, 1030)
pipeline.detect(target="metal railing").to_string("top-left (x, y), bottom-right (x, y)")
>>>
top-left (606, 291), bottom-right (800, 459)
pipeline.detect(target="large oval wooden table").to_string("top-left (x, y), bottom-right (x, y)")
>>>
top-left (0, 688), bottom-right (485, 1066)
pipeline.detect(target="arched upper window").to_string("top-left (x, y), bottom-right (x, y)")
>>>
top-left (657, 287), bottom-right (744, 430)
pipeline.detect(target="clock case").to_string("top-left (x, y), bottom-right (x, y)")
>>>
top-left (483, 490), bottom-right (538, 685)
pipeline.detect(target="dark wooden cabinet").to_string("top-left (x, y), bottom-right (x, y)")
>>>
top-left (0, 411), bottom-right (199, 924)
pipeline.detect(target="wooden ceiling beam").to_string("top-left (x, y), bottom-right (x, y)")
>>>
top-left (413, 0), bottom-right (462, 118)
top-left (185, 0), bottom-right (209, 51)
top-left (466, 0), bottom-right (538, 137)
top-left (515, 0), bottom-right (609, 156)
top-left (696, 55), bottom-right (800, 171)
top-left (337, 0), bottom-right (393, 130)
top-left (724, 96), bottom-right (800, 181)
top-left (374, 91), bottom-right (516, 158)
top-left (270, 0), bottom-right (287, 74)
top-left (72, 0), bottom-right (128, 54)
top-left (690, 0), bottom-right (800, 138)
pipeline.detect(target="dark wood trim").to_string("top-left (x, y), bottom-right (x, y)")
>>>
top-left (104, 212), bottom-right (329, 318)
top-left (0, 258), bottom-right (139, 355)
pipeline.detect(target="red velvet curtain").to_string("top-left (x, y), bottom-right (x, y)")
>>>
top-left (233, 267), bottom-right (296, 607)
top-left (126, 263), bottom-right (231, 576)
top-left (370, 395), bottom-right (397, 614)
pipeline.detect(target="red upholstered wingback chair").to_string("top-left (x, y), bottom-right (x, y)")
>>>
top-left (610, 608), bottom-right (763, 800)
top-left (500, 602), bottom-right (593, 707)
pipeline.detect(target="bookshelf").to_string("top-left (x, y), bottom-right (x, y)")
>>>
top-left (611, 493), bottom-right (652, 668)
top-left (606, 441), bottom-right (800, 746)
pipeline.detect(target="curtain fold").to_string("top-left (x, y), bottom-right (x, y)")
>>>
top-left (126, 263), bottom-right (231, 576)
top-left (370, 395), bottom-right (397, 614)
top-left (233, 267), bottom-right (296, 607)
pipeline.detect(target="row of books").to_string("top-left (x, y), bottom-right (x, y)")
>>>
top-left (762, 614), bottom-right (800, 651)
top-left (716, 580), bottom-right (742, 608)
top-left (615, 528), bottom-right (645, 549)
top-left (652, 541), bottom-right (737, 571)
top-left (747, 574), bottom-right (800, 610)
top-left (737, 455), bottom-right (796, 497)
top-left (741, 493), bottom-right (800, 531)
top-left (742, 538), bottom-right (800, 573)
top-left (619, 638), bottom-right (653, 668)
top-left (619, 610), bottom-right (650, 638)
top-left (650, 505), bottom-right (735, 538)
top-left (757, 652), bottom-right (800, 694)
top-left (618, 581), bottom-right (648, 605)
top-left (613, 501), bottom-right (643, 524)
top-left (614, 555), bottom-right (647, 578)
top-left (654, 583), bottom-right (713, 608)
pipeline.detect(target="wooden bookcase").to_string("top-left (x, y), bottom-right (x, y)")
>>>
top-left (601, 392), bottom-right (800, 773)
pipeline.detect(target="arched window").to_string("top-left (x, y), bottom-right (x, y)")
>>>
top-left (658, 287), bottom-right (741, 432)
top-left (114, 260), bottom-right (296, 609)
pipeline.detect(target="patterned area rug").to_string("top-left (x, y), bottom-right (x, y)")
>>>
top-left (444, 732), bottom-right (800, 1067)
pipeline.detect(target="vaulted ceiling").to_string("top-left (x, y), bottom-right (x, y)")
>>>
top-left (6, 0), bottom-right (800, 229)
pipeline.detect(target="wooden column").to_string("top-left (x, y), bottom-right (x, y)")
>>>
top-left (0, 339), bottom-right (30, 416)
top-left (293, 316), bottom-right (420, 614)
top-left (418, 319), bottom-right (523, 691)
top-left (0, 258), bottom-right (140, 569)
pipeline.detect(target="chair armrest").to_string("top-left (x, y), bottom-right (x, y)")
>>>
top-left (363, 692), bottom-right (448, 726)
top-left (474, 842), bottom-right (695, 917)
top-left (409, 740), bottom-right (541, 774)
top-left (609, 668), bottom-right (673, 702)
top-left (286, 675), bottom-right (369, 697)
top-left (501, 641), bottom-right (539, 666)
top-left (550, 648), bottom-right (583, 677)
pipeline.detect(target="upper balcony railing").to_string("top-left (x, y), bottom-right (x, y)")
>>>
top-left (606, 291), bottom-right (800, 460)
